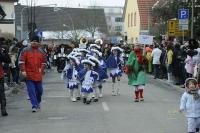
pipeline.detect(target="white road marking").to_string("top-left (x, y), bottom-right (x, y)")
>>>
top-left (48, 117), bottom-right (66, 120)
top-left (45, 95), bottom-right (68, 98)
top-left (102, 102), bottom-right (110, 112)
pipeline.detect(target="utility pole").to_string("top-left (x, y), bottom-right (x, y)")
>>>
top-left (191, 0), bottom-right (194, 38)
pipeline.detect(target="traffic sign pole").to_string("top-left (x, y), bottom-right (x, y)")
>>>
top-left (191, 0), bottom-right (194, 38)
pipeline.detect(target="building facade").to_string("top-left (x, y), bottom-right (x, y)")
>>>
top-left (123, 0), bottom-right (157, 43)
top-left (89, 6), bottom-right (124, 43)
top-left (15, 5), bottom-right (108, 41)
top-left (0, 0), bottom-right (17, 36)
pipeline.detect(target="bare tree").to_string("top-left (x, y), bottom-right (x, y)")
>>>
top-left (81, 0), bottom-right (100, 38)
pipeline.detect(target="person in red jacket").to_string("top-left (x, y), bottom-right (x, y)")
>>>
top-left (19, 36), bottom-right (46, 113)
top-left (0, 45), bottom-right (11, 116)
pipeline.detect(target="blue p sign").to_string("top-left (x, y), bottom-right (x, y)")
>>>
top-left (178, 9), bottom-right (189, 19)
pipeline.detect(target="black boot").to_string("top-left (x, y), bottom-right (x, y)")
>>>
top-left (93, 98), bottom-right (98, 102)
top-left (83, 98), bottom-right (86, 104)
top-left (86, 100), bottom-right (91, 105)
top-left (196, 128), bottom-right (199, 132)
top-left (76, 97), bottom-right (81, 100)
top-left (1, 107), bottom-right (8, 116)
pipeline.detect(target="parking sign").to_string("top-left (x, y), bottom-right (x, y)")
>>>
top-left (178, 9), bottom-right (189, 19)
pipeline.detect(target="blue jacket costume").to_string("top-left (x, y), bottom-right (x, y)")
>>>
top-left (78, 56), bottom-right (85, 70)
top-left (64, 65), bottom-right (80, 90)
top-left (93, 66), bottom-right (108, 82)
top-left (99, 59), bottom-right (107, 73)
top-left (77, 69), bottom-right (99, 93)
top-left (106, 55), bottom-right (122, 77)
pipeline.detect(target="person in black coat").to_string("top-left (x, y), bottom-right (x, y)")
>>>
top-left (0, 45), bottom-right (11, 116)
top-left (172, 43), bottom-right (182, 85)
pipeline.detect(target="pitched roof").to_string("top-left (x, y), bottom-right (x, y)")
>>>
top-left (137, 0), bottom-right (157, 30)
top-left (122, 0), bottom-right (128, 20)
top-left (15, 5), bottom-right (108, 34)
top-left (0, 0), bottom-right (18, 2)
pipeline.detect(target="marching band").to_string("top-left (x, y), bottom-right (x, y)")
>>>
top-left (58, 38), bottom-right (126, 104)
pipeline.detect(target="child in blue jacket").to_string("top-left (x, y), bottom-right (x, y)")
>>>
top-left (180, 78), bottom-right (200, 133)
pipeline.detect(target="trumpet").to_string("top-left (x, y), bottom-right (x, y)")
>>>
top-left (80, 37), bottom-right (88, 44)
top-left (95, 39), bottom-right (103, 45)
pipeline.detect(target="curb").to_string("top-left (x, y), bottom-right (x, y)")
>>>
top-left (148, 75), bottom-right (185, 93)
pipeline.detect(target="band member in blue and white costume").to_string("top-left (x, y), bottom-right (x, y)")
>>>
top-left (68, 51), bottom-right (82, 100)
top-left (106, 46), bottom-right (123, 96)
top-left (91, 49), bottom-right (107, 74)
top-left (62, 55), bottom-right (80, 102)
top-left (88, 56), bottom-right (108, 101)
top-left (78, 48), bottom-right (90, 60)
top-left (77, 59), bottom-right (99, 104)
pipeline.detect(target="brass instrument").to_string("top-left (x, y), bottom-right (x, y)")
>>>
top-left (80, 37), bottom-right (88, 44)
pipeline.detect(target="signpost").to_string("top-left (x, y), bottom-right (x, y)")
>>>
top-left (178, 9), bottom-right (189, 42)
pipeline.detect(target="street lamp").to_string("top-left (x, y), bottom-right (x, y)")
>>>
top-left (20, 4), bottom-right (57, 40)
top-left (20, 6), bottom-right (28, 41)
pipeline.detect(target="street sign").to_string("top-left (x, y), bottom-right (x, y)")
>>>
top-left (168, 20), bottom-right (178, 36)
top-left (178, 9), bottom-right (189, 31)
top-left (168, 20), bottom-right (178, 30)
top-left (178, 9), bottom-right (189, 19)
top-left (168, 19), bottom-right (189, 36)
top-left (179, 19), bottom-right (189, 25)
top-left (179, 25), bottom-right (189, 31)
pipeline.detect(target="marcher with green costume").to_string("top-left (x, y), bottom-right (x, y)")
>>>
top-left (126, 44), bottom-right (146, 102)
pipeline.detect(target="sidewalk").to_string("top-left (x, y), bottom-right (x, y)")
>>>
top-left (148, 74), bottom-right (185, 93)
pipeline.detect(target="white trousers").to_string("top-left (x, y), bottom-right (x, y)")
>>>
top-left (187, 117), bottom-right (200, 132)
top-left (133, 85), bottom-right (145, 91)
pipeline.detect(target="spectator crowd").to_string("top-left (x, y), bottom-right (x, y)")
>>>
top-left (145, 39), bottom-right (200, 88)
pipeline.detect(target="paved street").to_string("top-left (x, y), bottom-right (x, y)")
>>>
top-left (0, 70), bottom-right (187, 133)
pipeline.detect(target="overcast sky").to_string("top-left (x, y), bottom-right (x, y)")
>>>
top-left (19, 0), bottom-right (125, 7)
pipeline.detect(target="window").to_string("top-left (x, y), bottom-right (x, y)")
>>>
top-left (108, 25), bottom-right (112, 30)
top-left (109, 8), bottom-right (113, 13)
top-left (131, 13), bottom-right (133, 27)
top-left (115, 17), bottom-right (123, 22)
top-left (115, 26), bottom-right (122, 31)
top-left (128, 14), bottom-right (130, 27)
top-left (131, 37), bottom-right (134, 43)
top-left (134, 12), bottom-right (137, 26)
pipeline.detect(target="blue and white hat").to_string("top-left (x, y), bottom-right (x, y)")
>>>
top-left (86, 54), bottom-right (93, 58)
top-left (111, 46), bottom-right (123, 53)
top-left (68, 51), bottom-right (77, 57)
top-left (81, 59), bottom-right (95, 66)
top-left (88, 56), bottom-right (100, 66)
top-left (89, 44), bottom-right (101, 50)
top-left (72, 48), bottom-right (80, 52)
top-left (78, 48), bottom-right (90, 54)
top-left (73, 52), bottom-right (82, 57)
top-left (68, 55), bottom-right (80, 65)
top-left (91, 49), bottom-right (102, 57)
